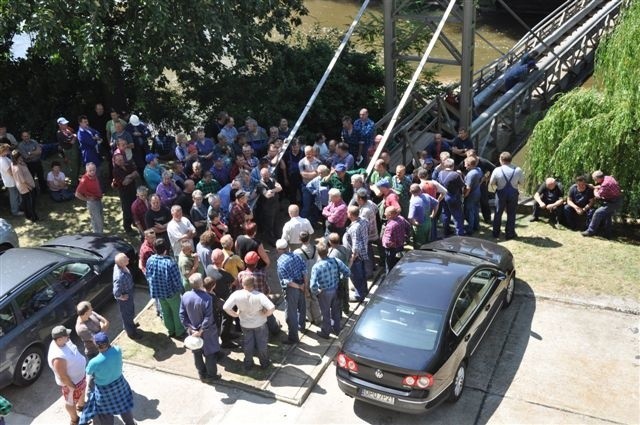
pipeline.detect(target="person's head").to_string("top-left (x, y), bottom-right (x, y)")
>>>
top-left (235, 154), bottom-right (246, 167)
top-left (154, 238), bottom-right (169, 255)
top-left (395, 164), bottom-right (406, 178)
top-left (161, 171), bottom-right (172, 185)
top-left (439, 151), bottom-right (451, 163)
top-left (328, 232), bottom-right (341, 246)
top-left (246, 118), bottom-right (258, 133)
top-left (0, 143), bottom-right (11, 157)
top-left (225, 116), bottom-right (235, 128)
top-left (347, 205), bottom-right (360, 221)
top-left (95, 103), bottom-right (104, 115)
top-left (269, 126), bottom-right (279, 139)
top-left (434, 133), bottom-right (443, 144)
top-left (417, 168), bottom-right (429, 181)
top-left (235, 190), bottom-right (247, 204)
top-left (20, 130), bottom-right (31, 142)
top-left (342, 116), bottom-right (352, 130)
top-left (115, 252), bottom-right (130, 267)
top-left (336, 142), bottom-right (349, 156)
top-left (267, 144), bottom-right (278, 158)
top-left (317, 164), bottom-right (330, 178)
top-left (380, 151), bottom-right (391, 165)
top-left (466, 148), bottom-right (477, 158)
top-left (410, 183), bottom-right (422, 196)
top-left (189, 273), bottom-right (204, 290)
top-left (356, 188), bottom-right (369, 205)
top-left (114, 120), bottom-right (124, 133)
top-left (443, 158), bottom-right (455, 170)
top-left (192, 189), bottom-right (204, 205)
top-left (329, 188), bottom-right (342, 203)
top-left (146, 153), bottom-right (158, 166)
top-left (316, 240), bottom-right (329, 259)
top-left (113, 152), bottom-right (125, 167)
top-left (260, 167), bottom-right (270, 181)
top-left (57, 117), bottom-right (69, 129)
top-left (592, 170), bottom-right (605, 184)
top-left (78, 115), bottom-right (89, 129)
top-left (335, 163), bottom-right (347, 175)
top-left (179, 240), bottom-right (192, 256)
top-left (374, 159), bottom-right (386, 173)
top-left (244, 251), bottom-right (260, 268)
top-left (203, 276), bottom-right (216, 293)
top-left (10, 149), bottom-right (23, 165)
top-left (176, 132), bottom-right (187, 146)
top-left (464, 156), bottom-right (478, 169)
top-left (85, 162), bottom-right (97, 178)
top-left (374, 134), bottom-right (383, 146)
top-left (203, 170), bottom-right (213, 182)
top-left (197, 127), bottom-right (205, 140)
top-left (76, 301), bottom-right (93, 319)
top-left (304, 145), bottom-right (315, 159)
top-left (211, 248), bottom-right (224, 266)
top-left (116, 138), bottom-right (128, 152)
top-left (290, 139), bottom-right (301, 154)
top-left (299, 231), bottom-right (310, 244)
top-left (575, 175), bottom-right (587, 190)
top-left (279, 118), bottom-right (289, 130)
top-left (351, 174), bottom-right (364, 189)
top-left (220, 234), bottom-right (234, 250)
top-left (245, 221), bottom-right (257, 237)
top-left (242, 145), bottom-right (253, 157)
top-left (544, 177), bottom-right (556, 190)
top-left (199, 230), bottom-right (216, 248)
top-left (51, 160), bottom-right (62, 174)
top-left (384, 205), bottom-right (399, 220)
top-left (288, 204), bottom-right (300, 218)
top-left (376, 178), bottom-right (391, 194)
top-left (183, 179), bottom-right (195, 193)
top-left (149, 194), bottom-right (161, 210)
top-left (359, 108), bottom-right (369, 121)
top-left (458, 128), bottom-right (468, 140)
top-left (241, 276), bottom-right (256, 291)
top-left (275, 239), bottom-right (289, 252)
top-left (499, 151), bottom-right (512, 165)
top-left (110, 109), bottom-right (119, 121)
top-left (94, 332), bottom-right (110, 351)
top-left (328, 139), bottom-right (337, 152)
top-left (192, 161), bottom-right (202, 173)
top-left (171, 205), bottom-right (183, 220)
top-left (51, 325), bottom-right (72, 346)
top-left (144, 229), bottom-right (156, 244)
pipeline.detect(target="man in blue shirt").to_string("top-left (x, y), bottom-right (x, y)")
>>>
top-left (463, 156), bottom-right (483, 235)
top-left (276, 239), bottom-right (308, 344)
top-left (310, 241), bottom-right (350, 339)
top-left (145, 239), bottom-right (186, 339)
top-left (353, 108), bottom-right (375, 165)
top-left (343, 206), bottom-right (368, 302)
top-left (112, 253), bottom-right (142, 340)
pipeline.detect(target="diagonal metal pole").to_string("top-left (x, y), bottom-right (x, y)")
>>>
top-left (272, 0), bottom-right (371, 172)
top-left (366, 0), bottom-right (458, 178)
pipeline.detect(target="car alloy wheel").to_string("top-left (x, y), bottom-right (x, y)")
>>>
top-left (448, 362), bottom-right (466, 402)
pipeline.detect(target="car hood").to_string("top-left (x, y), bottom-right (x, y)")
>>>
top-left (42, 234), bottom-right (133, 261)
top-left (342, 332), bottom-right (440, 373)
top-left (423, 236), bottom-right (513, 270)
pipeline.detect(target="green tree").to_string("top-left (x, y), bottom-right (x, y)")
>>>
top-left (0, 0), bottom-right (307, 130)
top-left (526, 2), bottom-right (640, 217)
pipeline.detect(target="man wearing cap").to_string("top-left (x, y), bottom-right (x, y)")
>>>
top-left (369, 159), bottom-right (392, 199)
top-left (56, 117), bottom-right (80, 185)
top-left (381, 206), bottom-right (411, 273)
top-left (281, 204), bottom-right (314, 251)
top-left (343, 205), bottom-right (369, 302)
top-left (75, 162), bottom-right (104, 233)
top-left (310, 241), bottom-right (350, 339)
top-left (180, 273), bottom-right (222, 383)
top-left (81, 332), bottom-right (135, 425)
top-left (223, 276), bottom-right (275, 371)
top-left (276, 239), bottom-right (308, 344)
top-left (127, 114), bottom-right (151, 174)
top-left (113, 253), bottom-right (143, 340)
top-left (47, 325), bottom-right (87, 425)
top-left (322, 188), bottom-right (348, 238)
top-left (146, 239), bottom-right (186, 339)
top-left (143, 153), bottom-right (164, 192)
top-left (376, 177), bottom-right (401, 219)
top-left (237, 251), bottom-right (280, 336)
top-left (228, 189), bottom-right (252, 240)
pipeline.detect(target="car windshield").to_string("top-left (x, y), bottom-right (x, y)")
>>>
top-left (39, 246), bottom-right (101, 260)
top-left (354, 298), bottom-right (444, 351)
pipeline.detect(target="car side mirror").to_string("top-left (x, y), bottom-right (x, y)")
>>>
top-left (92, 265), bottom-right (100, 276)
top-left (497, 272), bottom-right (507, 281)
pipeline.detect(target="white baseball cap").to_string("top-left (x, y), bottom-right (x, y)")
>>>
top-left (57, 117), bottom-right (69, 125)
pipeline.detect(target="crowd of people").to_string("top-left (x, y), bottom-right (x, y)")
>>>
top-left (2, 103), bottom-right (623, 424)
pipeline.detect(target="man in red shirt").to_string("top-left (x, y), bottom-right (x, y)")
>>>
top-left (131, 186), bottom-right (149, 237)
top-left (75, 162), bottom-right (104, 233)
top-left (582, 170), bottom-right (622, 238)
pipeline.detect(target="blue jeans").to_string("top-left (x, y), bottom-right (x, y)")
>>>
top-left (586, 197), bottom-right (622, 236)
top-left (285, 286), bottom-right (306, 342)
top-left (384, 247), bottom-right (403, 274)
top-left (442, 195), bottom-right (465, 236)
top-left (7, 186), bottom-right (21, 215)
top-left (464, 192), bottom-right (481, 234)
top-left (350, 258), bottom-right (367, 300)
top-left (493, 189), bottom-right (518, 238)
top-left (117, 296), bottom-right (137, 338)
top-left (242, 324), bottom-right (269, 368)
top-left (317, 288), bottom-right (341, 335)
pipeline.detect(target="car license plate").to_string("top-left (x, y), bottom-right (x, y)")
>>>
top-left (360, 388), bottom-right (395, 405)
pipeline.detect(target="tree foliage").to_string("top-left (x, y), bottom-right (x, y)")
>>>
top-left (526, 2), bottom-right (640, 217)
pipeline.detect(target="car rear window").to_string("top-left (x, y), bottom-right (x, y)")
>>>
top-left (354, 298), bottom-right (444, 351)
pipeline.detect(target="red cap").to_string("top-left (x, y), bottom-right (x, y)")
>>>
top-left (244, 251), bottom-right (260, 265)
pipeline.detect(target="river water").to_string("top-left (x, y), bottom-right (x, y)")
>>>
top-left (301, 0), bottom-right (527, 83)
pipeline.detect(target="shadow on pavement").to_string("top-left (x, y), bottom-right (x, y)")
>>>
top-left (132, 390), bottom-right (161, 422)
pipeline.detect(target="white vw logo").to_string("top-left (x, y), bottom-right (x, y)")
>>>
top-left (375, 369), bottom-right (384, 379)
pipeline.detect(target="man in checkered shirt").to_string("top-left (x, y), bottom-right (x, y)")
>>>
top-left (276, 239), bottom-right (308, 344)
top-left (343, 205), bottom-right (369, 302)
top-left (310, 241), bottom-right (350, 339)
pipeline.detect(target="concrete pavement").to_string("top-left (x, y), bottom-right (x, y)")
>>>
top-left (4, 285), bottom-right (639, 424)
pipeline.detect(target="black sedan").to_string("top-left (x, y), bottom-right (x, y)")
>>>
top-left (336, 236), bottom-right (515, 413)
top-left (0, 234), bottom-right (138, 389)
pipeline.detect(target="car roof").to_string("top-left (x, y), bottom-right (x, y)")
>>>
top-left (0, 248), bottom-right (69, 295)
top-left (376, 249), bottom-right (489, 311)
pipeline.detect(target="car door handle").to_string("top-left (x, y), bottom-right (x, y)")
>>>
top-left (464, 334), bottom-right (471, 342)
top-left (485, 304), bottom-right (491, 311)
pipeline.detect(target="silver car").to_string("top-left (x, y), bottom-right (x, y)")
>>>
top-left (0, 218), bottom-right (19, 252)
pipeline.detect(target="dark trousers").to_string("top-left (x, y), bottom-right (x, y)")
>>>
top-left (26, 161), bottom-right (46, 193)
top-left (384, 247), bottom-right (403, 274)
top-left (317, 288), bottom-right (341, 335)
top-left (532, 203), bottom-right (561, 223)
top-left (480, 180), bottom-right (492, 222)
top-left (94, 411), bottom-right (134, 425)
top-left (242, 324), bottom-right (269, 368)
top-left (350, 258), bottom-right (367, 301)
top-left (193, 348), bottom-right (218, 379)
top-left (442, 196), bottom-right (465, 236)
top-left (21, 190), bottom-right (38, 221)
top-left (285, 286), bottom-right (306, 342)
top-left (117, 297), bottom-right (137, 337)
top-left (118, 186), bottom-right (137, 231)
top-left (464, 193), bottom-right (481, 234)
top-left (326, 222), bottom-right (346, 239)
top-left (563, 204), bottom-right (593, 231)
top-left (493, 191), bottom-right (518, 238)
top-left (586, 198), bottom-right (622, 237)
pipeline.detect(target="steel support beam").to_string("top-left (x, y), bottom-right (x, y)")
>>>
top-left (459, 0), bottom-right (475, 131)
top-left (383, 0), bottom-right (397, 113)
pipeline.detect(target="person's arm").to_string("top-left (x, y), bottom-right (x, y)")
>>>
top-left (94, 312), bottom-right (110, 331)
top-left (223, 297), bottom-right (239, 318)
top-left (52, 358), bottom-right (76, 391)
top-left (75, 185), bottom-right (88, 202)
top-left (533, 191), bottom-right (544, 207)
top-left (257, 243), bottom-right (271, 267)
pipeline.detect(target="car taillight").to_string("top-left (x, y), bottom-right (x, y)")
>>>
top-left (402, 374), bottom-right (433, 389)
top-left (336, 352), bottom-right (359, 372)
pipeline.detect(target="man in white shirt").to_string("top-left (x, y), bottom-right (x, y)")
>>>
top-left (0, 143), bottom-right (22, 215)
top-left (223, 276), bottom-right (275, 371)
top-left (167, 205), bottom-right (196, 257)
top-left (281, 204), bottom-right (314, 251)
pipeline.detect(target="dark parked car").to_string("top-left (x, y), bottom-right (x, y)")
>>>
top-left (336, 236), bottom-right (515, 413)
top-left (0, 234), bottom-right (138, 389)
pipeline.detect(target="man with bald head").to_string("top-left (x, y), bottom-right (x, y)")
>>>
top-left (532, 177), bottom-right (564, 225)
top-left (113, 252), bottom-right (142, 340)
top-left (281, 204), bottom-right (314, 251)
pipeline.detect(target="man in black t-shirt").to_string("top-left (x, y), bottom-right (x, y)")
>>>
top-left (563, 175), bottom-right (595, 230)
top-left (144, 194), bottom-right (172, 240)
top-left (531, 177), bottom-right (564, 225)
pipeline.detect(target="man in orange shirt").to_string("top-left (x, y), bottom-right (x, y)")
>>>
top-left (75, 162), bottom-right (104, 233)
